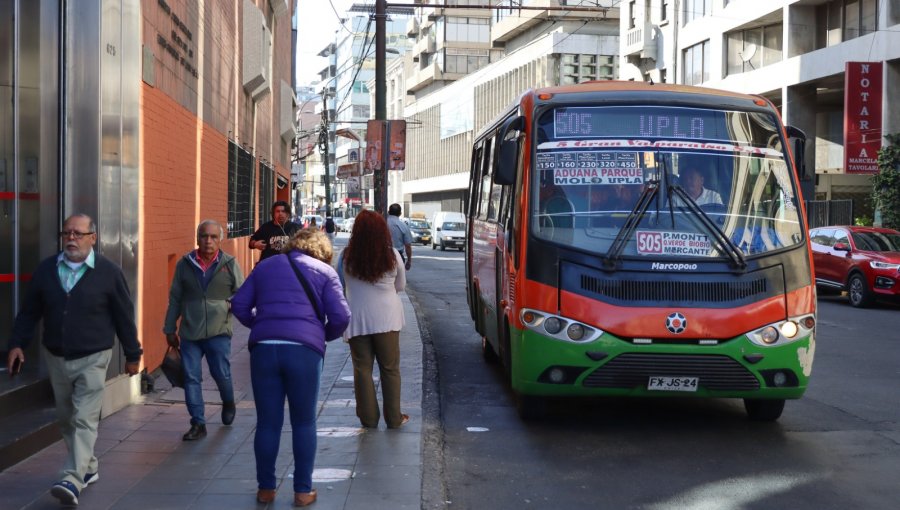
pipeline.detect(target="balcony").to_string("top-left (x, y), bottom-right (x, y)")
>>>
top-left (407, 61), bottom-right (441, 94)
top-left (412, 33), bottom-right (436, 57)
top-left (406, 17), bottom-right (419, 37)
top-left (623, 22), bottom-right (657, 61)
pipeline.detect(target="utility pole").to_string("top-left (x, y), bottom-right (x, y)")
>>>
top-left (373, 0), bottom-right (387, 216)
top-left (319, 88), bottom-right (332, 218)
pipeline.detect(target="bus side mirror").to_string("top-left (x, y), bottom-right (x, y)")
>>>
top-left (785, 125), bottom-right (807, 179)
top-left (496, 115), bottom-right (524, 186)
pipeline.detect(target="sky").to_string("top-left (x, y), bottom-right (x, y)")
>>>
top-left (294, 0), bottom-right (415, 87)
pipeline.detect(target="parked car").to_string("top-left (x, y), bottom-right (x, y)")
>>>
top-left (407, 219), bottom-right (432, 245)
top-left (809, 225), bottom-right (900, 307)
top-left (300, 214), bottom-right (325, 229)
top-left (343, 217), bottom-right (356, 233)
top-left (333, 218), bottom-right (346, 232)
top-left (431, 211), bottom-right (466, 251)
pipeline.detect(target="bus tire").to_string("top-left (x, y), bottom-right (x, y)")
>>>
top-left (847, 273), bottom-right (874, 308)
top-left (482, 336), bottom-right (499, 364)
top-left (440, 241), bottom-right (446, 251)
top-left (516, 393), bottom-right (546, 420)
top-left (431, 241), bottom-right (436, 250)
top-left (743, 398), bottom-right (785, 421)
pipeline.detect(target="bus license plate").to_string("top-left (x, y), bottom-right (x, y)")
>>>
top-left (647, 376), bottom-right (698, 392)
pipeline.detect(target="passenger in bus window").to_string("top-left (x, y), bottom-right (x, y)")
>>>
top-left (677, 166), bottom-right (723, 206)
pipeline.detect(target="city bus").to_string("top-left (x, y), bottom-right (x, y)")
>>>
top-left (465, 81), bottom-right (816, 421)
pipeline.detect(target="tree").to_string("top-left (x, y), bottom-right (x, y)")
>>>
top-left (873, 133), bottom-right (900, 230)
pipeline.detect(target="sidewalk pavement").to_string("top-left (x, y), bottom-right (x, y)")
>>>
top-left (0, 293), bottom-right (424, 510)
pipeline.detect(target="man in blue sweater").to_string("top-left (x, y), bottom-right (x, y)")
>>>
top-left (6, 213), bottom-right (143, 507)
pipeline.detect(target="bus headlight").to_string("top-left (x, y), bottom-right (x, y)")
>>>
top-left (519, 308), bottom-right (603, 343)
top-left (779, 321), bottom-right (799, 339)
top-left (760, 327), bottom-right (779, 344)
top-left (567, 323), bottom-right (585, 341)
top-left (748, 314), bottom-right (815, 347)
top-left (544, 317), bottom-right (563, 334)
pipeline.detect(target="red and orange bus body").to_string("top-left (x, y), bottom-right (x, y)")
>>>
top-left (466, 82), bottom-right (816, 420)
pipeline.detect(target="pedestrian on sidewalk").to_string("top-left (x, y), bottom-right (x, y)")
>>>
top-left (339, 210), bottom-right (410, 429)
top-left (387, 203), bottom-right (413, 271)
top-left (324, 215), bottom-right (336, 243)
top-left (249, 200), bottom-right (301, 260)
top-left (6, 213), bottom-right (143, 507)
top-left (163, 220), bottom-right (244, 441)
top-left (231, 229), bottom-right (350, 507)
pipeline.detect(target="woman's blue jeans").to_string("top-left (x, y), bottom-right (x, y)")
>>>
top-left (250, 343), bottom-right (323, 493)
top-left (180, 335), bottom-right (234, 426)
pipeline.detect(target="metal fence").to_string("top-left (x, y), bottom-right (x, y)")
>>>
top-left (805, 199), bottom-right (854, 228)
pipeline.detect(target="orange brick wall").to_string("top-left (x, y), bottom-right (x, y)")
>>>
top-left (139, 0), bottom-right (294, 372)
top-left (140, 85), bottom-right (257, 371)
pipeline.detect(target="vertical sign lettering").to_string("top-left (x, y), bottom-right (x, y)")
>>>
top-left (844, 62), bottom-right (883, 174)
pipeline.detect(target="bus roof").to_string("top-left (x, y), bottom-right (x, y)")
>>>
top-left (532, 80), bottom-right (765, 102)
top-left (475, 81), bottom-right (773, 141)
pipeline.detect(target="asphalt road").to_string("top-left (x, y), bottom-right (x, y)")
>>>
top-left (406, 244), bottom-right (900, 510)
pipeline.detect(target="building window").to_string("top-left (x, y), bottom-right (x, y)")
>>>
top-left (629, 0), bottom-right (637, 29)
top-left (445, 17), bottom-right (490, 44)
top-left (351, 81), bottom-right (369, 94)
top-left (560, 54), bottom-right (617, 85)
top-left (661, 0), bottom-right (669, 22)
top-left (726, 23), bottom-right (783, 76)
top-left (444, 48), bottom-right (489, 74)
top-left (683, 0), bottom-right (711, 25)
top-left (352, 105), bottom-right (370, 118)
top-left (682, 40), bottom-right (709, 85)
top-left (258, 162), bottom-right (274, 230)
top-left (816, 0), bottom-right (878, 48)
top-left (228, 141), bottom-right (256, 238)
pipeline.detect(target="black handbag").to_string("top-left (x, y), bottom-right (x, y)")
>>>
top-left (161, 346), bottom-right (185, 388)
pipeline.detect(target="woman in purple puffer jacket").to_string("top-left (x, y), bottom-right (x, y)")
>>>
top-left (231, 229), bottom-right (350, 507)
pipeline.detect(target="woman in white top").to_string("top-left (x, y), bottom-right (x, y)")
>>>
top-left (340, 210), bottom-right (409, 428)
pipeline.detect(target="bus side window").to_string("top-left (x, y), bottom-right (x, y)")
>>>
top-left (486, 133), bottom-right (503, 221)
top-left (469, 146), bottom-right (484, 219)
top-left (479, 138), bottom-right (494, 221)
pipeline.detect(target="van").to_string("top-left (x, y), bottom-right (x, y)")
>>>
top-left (430, 211), bottom-right (466, 251)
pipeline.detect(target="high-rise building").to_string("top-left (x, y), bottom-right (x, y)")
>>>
top-left (619, 0), bottom-right (900, 219)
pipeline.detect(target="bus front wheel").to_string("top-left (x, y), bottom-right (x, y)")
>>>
top-left (482, 336), bottom-right (499, 364)
top-left (743, 398), bottom-right (785, 421)
top-left (515, 393), bottom-right (546, 420)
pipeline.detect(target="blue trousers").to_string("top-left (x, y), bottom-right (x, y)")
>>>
top-left (250, 343), bottom-right (323, 493)
top-left (180, 335), bottom-right (234, 425)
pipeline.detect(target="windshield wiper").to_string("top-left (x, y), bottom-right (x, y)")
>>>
top-left (670, 185), bottom-right (747, 272)
top-left (603, 181), bottom-right (659, 270)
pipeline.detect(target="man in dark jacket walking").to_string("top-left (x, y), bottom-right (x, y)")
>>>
top-left (249, 201), bottom-right (301, 260)
top-left (164, 220), bottom-right (244, 440)
top-left (6, 213), bottom-right (143, 506)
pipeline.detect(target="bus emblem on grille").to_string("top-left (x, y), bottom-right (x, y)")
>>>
top-left (666, 312), bottom-right (687, 334)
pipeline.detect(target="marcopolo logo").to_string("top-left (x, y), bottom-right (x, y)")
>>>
top-left (650, 262), bottom-right (698, 271)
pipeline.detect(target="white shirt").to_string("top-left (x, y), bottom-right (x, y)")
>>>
top-left (343, 250), bottom-right (406, 339)
top-left (674, 187), bottom-right (723, 207)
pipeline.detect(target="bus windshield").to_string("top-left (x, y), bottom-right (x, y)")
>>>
top-left (532, 105), bottom-right (804, 259)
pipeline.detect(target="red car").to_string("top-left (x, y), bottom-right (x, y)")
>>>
top-left (809, 226), bottom-right (900, 307)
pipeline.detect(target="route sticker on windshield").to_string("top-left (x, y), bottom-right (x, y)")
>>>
top-left (636, 231), bottom-right (712, 256)
top-left (539, 151), bottom-right (642, 185)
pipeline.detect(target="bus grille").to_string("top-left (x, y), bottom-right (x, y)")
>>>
top-left (582, 353), bottom-right (760, 391)
top-left (580, 276), bottom-right (767, 303)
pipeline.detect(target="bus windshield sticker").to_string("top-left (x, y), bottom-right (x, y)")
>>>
top-left (636, 231), bottom-right (712, 256)
top-left (539, 151), bottom-right (643, 185)
top-left (537, 139), bottom-right (783, 158)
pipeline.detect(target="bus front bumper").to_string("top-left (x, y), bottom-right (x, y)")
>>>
top-left (509, 327), bottom-right (813, 399)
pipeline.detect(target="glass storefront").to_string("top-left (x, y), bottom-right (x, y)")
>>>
top-left (0, 0), bottom-right (60, 379)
